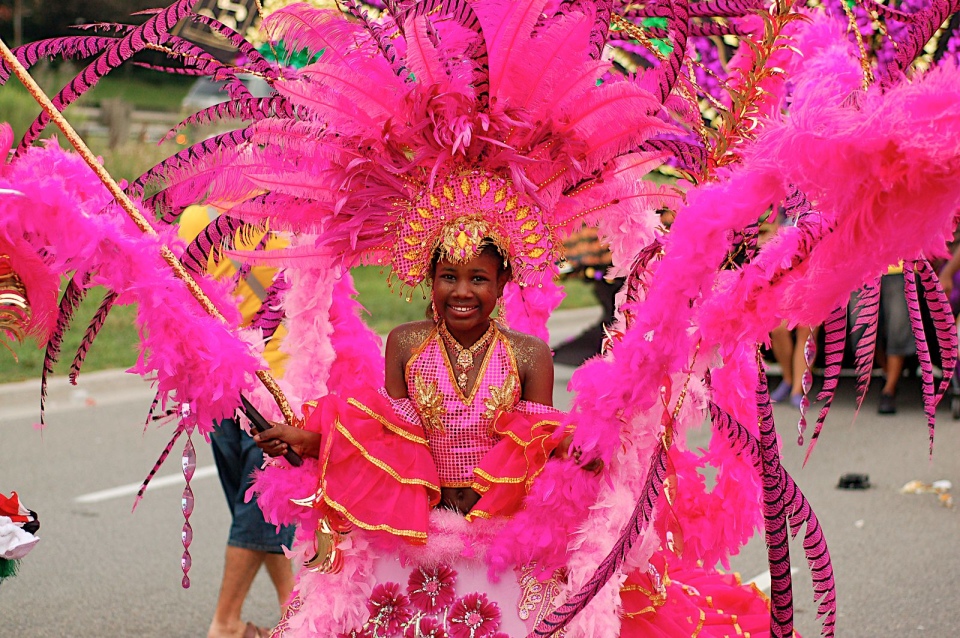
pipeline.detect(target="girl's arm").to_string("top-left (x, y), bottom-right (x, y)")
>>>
top-left (516, 334), bottom-right (554, 406)
top-left (513, 331), bottom-right (604, 473)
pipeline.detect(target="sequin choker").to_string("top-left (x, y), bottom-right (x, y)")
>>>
top-left (437, 320), bottom-right (497, 390)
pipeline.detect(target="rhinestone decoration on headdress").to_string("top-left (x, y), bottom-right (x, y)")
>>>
top-left (392, 170), bottom-right (555, 287)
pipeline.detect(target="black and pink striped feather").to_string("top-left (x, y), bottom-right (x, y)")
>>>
top-left (181, 215), bottom-right (245, 276)
top-left (68, 290), bottom-right (118, 385)
top-left (16, 0), bottom-right (198, 153)
top-left (807, 305), bottom-right (846, 465)
top-left (161, 96), bottom-right (294, 143)
top-left (756, 371), bottom-right (795, 638)
top-left (186, 12), bottom-right (278, 79)
top-left (250, 275), bottom-right (290, 340)
top-left (850, 278), bottom-right (881, 413)
top-left (40, 277), bottom-right (88, 424)
top-left (916, 258), bottom-right (958, 401)
top-left (902, 260), bottom-right (937, 455)
top-left (0, 37), bottom-right (116, 84)
top-left (710, 400), bottom-right (837, 636)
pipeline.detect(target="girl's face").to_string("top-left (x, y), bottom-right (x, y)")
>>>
top-left (432, 251), bottom-right (508, 338)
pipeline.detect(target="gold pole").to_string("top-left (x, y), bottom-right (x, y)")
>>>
top-left (0, 37), bottom-right (295, 424)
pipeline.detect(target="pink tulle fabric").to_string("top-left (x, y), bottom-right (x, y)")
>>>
top-left (619, 553), bottom-right (770, 638)
top-left (303, 391), bottom-right (441, 542)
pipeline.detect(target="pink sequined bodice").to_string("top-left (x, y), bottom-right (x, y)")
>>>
top-left (405, 325), bottom-right (520, 487)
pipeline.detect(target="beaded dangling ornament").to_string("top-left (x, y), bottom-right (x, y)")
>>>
top-left (438, 321), bottom-right (496, 390)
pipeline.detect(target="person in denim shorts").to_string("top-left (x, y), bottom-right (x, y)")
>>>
top-left (209, 418), bottom-right (295, 638)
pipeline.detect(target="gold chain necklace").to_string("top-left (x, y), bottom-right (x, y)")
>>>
top-left (438, 321), bottom-right (497, 390)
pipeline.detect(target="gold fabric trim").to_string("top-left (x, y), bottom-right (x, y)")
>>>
top-left (322, 495), bottom-right (428, 540)
top-left (692, 608), bottom-right (706, 637)
top-left (439, 479), bottom-right (475, 488)
top-left (404, 325), bottom-right (438, 378)
top-left (334, 420), bottom-right (440, 491)
top-left (473, 467), bottom-right (525, 485)
top-left (464, 508), bottom-right (492, 521)
top-left (346, 397), bottom-right (430, 445)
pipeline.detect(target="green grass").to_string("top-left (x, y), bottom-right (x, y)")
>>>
top-left (2, 67), bottom-right (191, 113)
top-left (0, 286), bottom-right (141, 384)
top-left (0, 272), bottom-right (600, 384)
top-left (82, 72), bottom-right (192, 113)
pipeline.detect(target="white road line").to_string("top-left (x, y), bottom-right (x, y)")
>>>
top-left (746, 567), bottom-right (799, 592)
top-left (74, 465), bottom-right (218, 504)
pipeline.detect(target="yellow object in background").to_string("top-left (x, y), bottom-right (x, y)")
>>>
top-left (177, 205), bottom-right (288, 376)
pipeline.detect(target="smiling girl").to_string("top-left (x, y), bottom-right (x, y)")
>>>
top-left (254, 239), bottom-right (582, 523)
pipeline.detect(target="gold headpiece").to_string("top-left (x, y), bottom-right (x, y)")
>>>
top-left (391, 170), bottom-right (555, 287)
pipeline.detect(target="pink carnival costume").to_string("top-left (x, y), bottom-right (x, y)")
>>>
top-left (4, 1), bottom-right (960, 637)
top-left (264, 320), bottom-right (771, 638)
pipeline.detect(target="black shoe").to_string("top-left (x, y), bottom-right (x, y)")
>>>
top-left (878, 392), bottom-right (897, 415)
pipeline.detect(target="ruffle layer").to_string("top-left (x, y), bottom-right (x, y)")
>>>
top-left (620, 553), bottom-right (772, 638)
top-left (305, 391), bottom-right (441, 542)
top-left (466, 408), bottom-right (565, 521)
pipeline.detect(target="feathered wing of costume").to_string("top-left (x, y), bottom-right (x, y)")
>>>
top-left (3, 0), bottom-right (960, 637)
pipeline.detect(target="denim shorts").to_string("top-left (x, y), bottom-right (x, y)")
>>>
top-left (211, 418), bottom-right (295, 553)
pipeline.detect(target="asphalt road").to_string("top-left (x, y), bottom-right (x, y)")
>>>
top-left (1, 309), bottom-right (957, 637)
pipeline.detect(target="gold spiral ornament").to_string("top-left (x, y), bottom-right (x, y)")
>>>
top-left (0, 254), bottom-right (30, 345)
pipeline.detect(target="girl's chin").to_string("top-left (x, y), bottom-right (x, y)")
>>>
top-left (443, 310), bottom-right (483, 327)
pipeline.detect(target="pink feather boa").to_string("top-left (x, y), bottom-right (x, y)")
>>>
top-left (0, 138), bottom-right (258, 433)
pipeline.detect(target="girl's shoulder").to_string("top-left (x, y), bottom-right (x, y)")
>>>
top-left (387, 321), bottom-right (436, 358)
top-left (499, 326), bottom-right (551, 365)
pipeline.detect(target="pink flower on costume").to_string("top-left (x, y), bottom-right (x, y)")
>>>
top-left (366, 583), bottom-right (413, 636)
top-left (404, 617), bottom-right (448, 638)
top-left (407, 565), bottom-right (458, 613)
top-left (448, 593), bottom-right (501, 638)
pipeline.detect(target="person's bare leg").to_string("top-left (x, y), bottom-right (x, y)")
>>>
top-left (883, 354), bottom-right (905, 395)
top-left (207, 546), bottom-right (265, 638)
top-left (770, 323), bottom-right (794, 387)
top-left (263, 553), bottom-right (294, 612)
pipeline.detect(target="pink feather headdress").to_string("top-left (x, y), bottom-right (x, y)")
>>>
top-left (197, 0), bottom-right (679, 288)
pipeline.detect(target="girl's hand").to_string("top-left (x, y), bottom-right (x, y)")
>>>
top-left (556, 434), bottom-right (605, 475)
top-left (254, 423), bottom-right (321, 459)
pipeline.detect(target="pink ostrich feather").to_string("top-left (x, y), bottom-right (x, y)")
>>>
top-left (0, 123), bottom-right (60, 343)
top-left (198, 0), bottom-right (679, 326)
